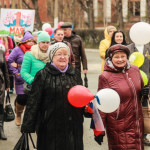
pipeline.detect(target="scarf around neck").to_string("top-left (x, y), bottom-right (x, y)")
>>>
top-left (31, 44), bottom-right (49, 63)
top-left (20, 43), bottom-right (31, 53)
top-left (51, 62), bottom-right (68, 73)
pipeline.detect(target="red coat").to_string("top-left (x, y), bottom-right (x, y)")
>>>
top-left (98, 60), bottom-right (144, 150)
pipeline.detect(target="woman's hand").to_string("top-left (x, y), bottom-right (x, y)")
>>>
top-left (11, 62), bottom-right (17, 68)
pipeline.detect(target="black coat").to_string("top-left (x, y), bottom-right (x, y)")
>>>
top-left (0, 50), bottom-right (10, 104)
top-left (21, 63), bottom-right (85, 150)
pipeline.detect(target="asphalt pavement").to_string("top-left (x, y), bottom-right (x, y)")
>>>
top-left (0, 49), bottom-right (150, 150)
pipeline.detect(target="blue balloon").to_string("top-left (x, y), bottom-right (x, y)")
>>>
top-left (50, 28), bottom-right (56, 38)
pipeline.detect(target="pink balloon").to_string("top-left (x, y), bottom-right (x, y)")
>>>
top-left (58, 22), bottom-right (64, 28)
top-left (45, 27), bottom-right (53, 35)
top-left (68, 85), bottom-right (94, 107)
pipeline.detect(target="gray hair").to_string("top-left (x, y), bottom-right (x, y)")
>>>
top-left (48, 42), bottom-right (70, 61)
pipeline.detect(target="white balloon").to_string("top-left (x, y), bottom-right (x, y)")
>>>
top-left (129, 22), bottom-right (150, 45)
top-left (42, 23), bottom-right (51, 31)
top-left (95, 88), bottom-right (120, 113)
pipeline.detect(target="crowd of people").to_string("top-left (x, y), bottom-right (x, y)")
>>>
top-left (0, 22), bottom-right (149, 150)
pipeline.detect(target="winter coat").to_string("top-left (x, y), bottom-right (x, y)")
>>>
top-left (127, 43), bottom-right (150, 79)
top-left (50, 40), bottom-right (75, 67)
top-left (21, 51), bottom-right (46, 84)
top-left (99, 27), bottom-right (111, 72)
top-left (21, 63), bottom-right (85, 150)
top-left (63, 32), bottom-right (87, 72)
top-left (98, 59), bottom-right (144, 150)
top-left (7, 32), bottom-right (34, 94)
top-left (0, 50), bottom-right (10, 104)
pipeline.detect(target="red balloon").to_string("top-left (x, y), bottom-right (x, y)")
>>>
top-left (68, 85), bottom-right (94, 107)
top-left (45, 27), bottom-right (53, 35)
top-left (58, 22), bottom-right (64, 28)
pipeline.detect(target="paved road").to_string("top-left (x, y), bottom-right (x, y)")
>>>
top-left (0, 49), bottom-right (150, 150)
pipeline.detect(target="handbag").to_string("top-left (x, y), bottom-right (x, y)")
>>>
top-left (13, 133), bottom-right (36, 150)
top-left (4, 91), bottom-right (15, 122)
top-left (23, 82), bottom-right (32, 94)
top-left (142, 98), bottom-right (150, 133)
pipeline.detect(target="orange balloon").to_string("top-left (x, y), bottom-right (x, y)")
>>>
top-left (68, 85), bottom-right (94, 107)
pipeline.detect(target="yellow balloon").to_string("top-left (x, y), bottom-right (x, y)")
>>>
top-left (140, 70), bottom-right (148, 86)
top-left (129, 52), bottom-right (144, 68)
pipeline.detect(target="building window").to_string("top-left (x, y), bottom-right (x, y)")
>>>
top-left (129, 1), bottom-right (140, 16)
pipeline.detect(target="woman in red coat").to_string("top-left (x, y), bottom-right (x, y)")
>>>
top-left (98, 44), bottom-right (148, 150)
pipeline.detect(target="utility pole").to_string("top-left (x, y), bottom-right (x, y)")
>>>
top-left (54, 0), bottom-right (58, 28)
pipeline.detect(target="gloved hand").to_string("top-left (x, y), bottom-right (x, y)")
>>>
top-left (141, 86), bottom-right (149, 99)
top-left (94, 134), bottom-right (104, 145)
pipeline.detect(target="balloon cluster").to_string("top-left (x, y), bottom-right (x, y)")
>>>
top-left (129, 22), bottom-right (150, 86)
top-left (68, 85), bottom-right (120, 113)
top-left (42, 21), bottom-right (64, 38)
top-left (42, 23), bottom-right (53, 36)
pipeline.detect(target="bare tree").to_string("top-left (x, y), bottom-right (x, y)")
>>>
top-left (22, 0), bottom-right (42, 30)
top-left (77, 0), bottom-right (94, 29)
top-left (114, 0), bottom-right (124, 31)
top-left (146, 0), bottom-right (150, 23)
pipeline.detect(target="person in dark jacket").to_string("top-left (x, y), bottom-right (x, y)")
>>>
top-left (98, 44), bottom-right (148, 150)
top-left (21, 42), bottom-right (87, 150)
top-left (128, 42), bottom-right (150, 146)
top-left (0, 49), bottom-right (10, 140)
top-left (50, 28), bottom-right (75, 67)
top-left (61, 22), bottom-right (88, 75)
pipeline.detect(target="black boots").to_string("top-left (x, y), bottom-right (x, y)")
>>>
top-left (0, 114), bottom-right (7, 140)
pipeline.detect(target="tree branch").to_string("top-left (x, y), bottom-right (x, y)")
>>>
top-left (77, 0), bottom-right (88, 12)
top-left (22, 0), bottom-right (32, 9)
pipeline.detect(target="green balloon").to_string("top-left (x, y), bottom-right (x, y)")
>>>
top-left (140, 70), bottom-right (148, 86)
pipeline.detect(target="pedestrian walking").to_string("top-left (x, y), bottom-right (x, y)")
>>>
top-left (99, 26), bottom-right (116, 72)
top-left (61, 22), bottom-right (87, 75)
top-left (21, 31), bottom-right (50, 85)
top-left (128, 42), bottom-right (150, 146)
top-left (105, 30), bottom-right (127, 58)
top-left (21, 42), bottom-right (87, 150)
top-left (0, 48), bottom-right (10, 140)
top-left (7, 32), bottom-right (35, 126)
top-left (50, 28), bottom-right (75, 67)
top-left (98, 44), bottom-right (147, 150)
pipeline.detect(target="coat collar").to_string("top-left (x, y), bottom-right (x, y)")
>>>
top-left (44, 63), bottom-right (75, 75)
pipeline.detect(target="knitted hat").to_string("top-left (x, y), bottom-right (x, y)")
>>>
top-left (107, 44), bottom-right (130, 58)
top-left (48, 42), bottom-right (70, 61)
top-left (37, 31), bottom-right (50, 43)
top-left (107, 26), bottom-right (117, 33)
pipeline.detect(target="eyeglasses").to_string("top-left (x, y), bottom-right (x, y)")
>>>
top-left (54, 54), bottom-right (69, 58)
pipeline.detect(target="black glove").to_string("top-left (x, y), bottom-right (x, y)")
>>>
top-left (141, 86), bottom-right (149, 99)
top-left (94, 134), bottom-right (104, 145)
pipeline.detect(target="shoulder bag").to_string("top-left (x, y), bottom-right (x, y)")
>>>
top-left (23, 82), bottom-right (32, 94)
top-left (4, 91), bottom-right (15, 122)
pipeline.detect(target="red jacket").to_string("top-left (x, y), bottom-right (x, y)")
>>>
top-left (98, 59), bottom-right (144, 150)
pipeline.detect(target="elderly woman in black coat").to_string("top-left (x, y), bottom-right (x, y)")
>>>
top-left (21, 42), bottom-right (87, 150)
top-left (0, 49), bottom-right (10, 140)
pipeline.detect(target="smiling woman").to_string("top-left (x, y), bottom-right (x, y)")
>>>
top-left (21, 42), bottom-right (87, 150)
top-left (97, 44), bottom-right (147, 150)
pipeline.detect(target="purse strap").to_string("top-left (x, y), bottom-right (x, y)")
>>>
top-left (29, 133), bottom-right (36, 149)
top-left (5, 91), bottom-right (10, 104)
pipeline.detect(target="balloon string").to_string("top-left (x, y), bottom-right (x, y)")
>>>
top-left (95, 95), bottom-right (101, 105)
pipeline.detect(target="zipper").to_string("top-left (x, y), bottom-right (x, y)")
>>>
top-left (126, 72), bottom-right (142, 150)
